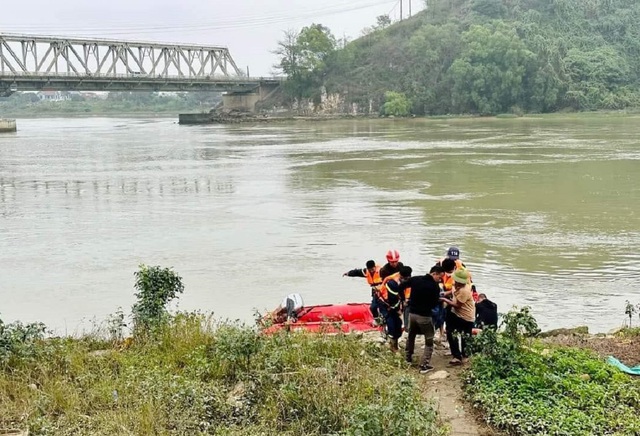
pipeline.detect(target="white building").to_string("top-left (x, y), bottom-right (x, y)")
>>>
top-left (37, 91), bottom-right (70, 102)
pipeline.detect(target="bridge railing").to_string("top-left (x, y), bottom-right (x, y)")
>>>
top-left (0, 33), bottom-right (244, 80)
top-left (0, 71), bottom-right (257, 81)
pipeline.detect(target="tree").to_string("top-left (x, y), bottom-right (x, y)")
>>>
top-left (383, 91), bottom-right (411, 116)
top-left (376, 14), bottom-right (392, 29)
top-left (274, 24), bottom-right (337, 105)
top-left (449, 22), bottom-right (534, 114)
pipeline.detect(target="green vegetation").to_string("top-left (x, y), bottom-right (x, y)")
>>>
top-left (625, 300), bottom-right (640, 327)
top-left (383, 91), bottom-right (412, 117)
top-left (0, 91), bottom-right (221, 116)
top-left (0, 265), bottom-right (444, 435)
top-left (276, 0), bottom-right (640, 115)
top-left (132, 265), bottom-right (184, 333)
top-left (466, 307), bottom-right (640, 435)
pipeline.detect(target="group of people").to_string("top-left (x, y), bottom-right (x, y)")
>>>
top-left (344, 247), bottom-right (498, 374)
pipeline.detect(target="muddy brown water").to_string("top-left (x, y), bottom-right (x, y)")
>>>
top-left (1, 115), bottom-right (639, 334)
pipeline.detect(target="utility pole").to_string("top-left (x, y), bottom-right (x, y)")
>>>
top-left (400, 0), bottom-right (403, 21)
top-left (409, 0), bottom-right (412, 17)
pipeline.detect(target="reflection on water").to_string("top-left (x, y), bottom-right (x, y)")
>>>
top-left (1, 116), bottom-right (639, 334)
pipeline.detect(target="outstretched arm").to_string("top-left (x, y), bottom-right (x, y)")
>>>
top-left (343, 268), bottom-right (366, 277)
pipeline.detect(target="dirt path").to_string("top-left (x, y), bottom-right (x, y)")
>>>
top-left (402, 338), bottom-right (498, 436)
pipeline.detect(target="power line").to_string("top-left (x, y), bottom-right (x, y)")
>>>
top-left (0, 0), bottom-right (397, 35)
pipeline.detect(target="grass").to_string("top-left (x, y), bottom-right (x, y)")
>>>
top-left (464, 316), bottom-right (640, 436)
top-left (616, 327), bottom-right (640, 338)
top-left (0, 313), bottom-right (445, 435)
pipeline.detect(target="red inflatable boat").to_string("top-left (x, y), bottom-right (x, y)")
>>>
top-left (261, 302), bottom-right (382, 334)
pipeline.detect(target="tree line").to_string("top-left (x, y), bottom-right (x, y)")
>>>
top-left (274, 0), bottom-right (640, 115)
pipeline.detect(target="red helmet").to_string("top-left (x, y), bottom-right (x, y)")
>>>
top-left (386, 249), bottom-right (400, 262)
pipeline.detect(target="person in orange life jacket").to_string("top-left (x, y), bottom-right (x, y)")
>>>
top-left (379, 249), bottom-right (404, 280)
top-left (436, 246), bottom-right (466, 269)
top-left (381, 266), bottom-right (413, 334)
top-left (434, 258), bottom-right (457, 341)
top-left (440, 269), bottom-right (475, 366)
top-left (440, 258), bottom-right (457, 295)
top-left (380, 279), bottom-right (404, 352)
top-left (398, 265), bottom-right (444, 374)
top-left (343, 260), bottom-right (384, 319)
top-left (437, 246), bottom-right (472, 283)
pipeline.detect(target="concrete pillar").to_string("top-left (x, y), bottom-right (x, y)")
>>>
top-left (222, 82), bottom-right (281, 113)
top-left (0, 119), bottom-right (17, 133)
top-left (222, 92), bottom-right (261, 113)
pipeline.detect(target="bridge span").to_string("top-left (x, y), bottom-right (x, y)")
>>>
top-left (0, 33), bottom-right (281, 107)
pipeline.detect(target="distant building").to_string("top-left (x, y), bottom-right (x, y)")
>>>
top-left (80, 92), bottom-right (108, 100)
top-left (37, 91), bottom-right (70, 102)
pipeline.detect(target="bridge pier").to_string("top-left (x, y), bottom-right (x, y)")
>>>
top-left (0, 119), bottom-right (17, 133)
top-left (222, 82), bottom-right (281, 113)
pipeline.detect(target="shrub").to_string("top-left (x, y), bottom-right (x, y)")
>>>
top-left (382, 91), bottom-right (411, 117)
top-left (465, 307), bottom-right (640, 435)
top-left (131, 264), bottom-right (184, 333)
top-left (0, 317), bottom-right (47, 367)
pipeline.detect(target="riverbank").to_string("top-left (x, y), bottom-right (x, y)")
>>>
top-left (0, 315), bottom-right (446, 435)
top-left (1, 310), bottom-right (639, 435)
top-left (175, 108), bottom-right (640, 125)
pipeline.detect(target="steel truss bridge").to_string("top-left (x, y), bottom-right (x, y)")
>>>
top-left (0, 33), bottom-right (279, 96)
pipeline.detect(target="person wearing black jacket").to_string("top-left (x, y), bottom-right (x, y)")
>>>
top-left (398, 265), bottom-right (445, 374)
top-left (379, 249), bottom-right (404, 279)
top-left (475, 293), bottom-right (498, 328)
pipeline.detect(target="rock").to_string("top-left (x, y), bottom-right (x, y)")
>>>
top-left (579, 374), bottom-right (591, 381)
top-left (28, 383), bottom-right (38, 391)
top-left (608, 326), bottom-right (625, 336)
top-left (539, 326), bottom-right (589, 338)
top-left (227, 382), bottom-right (246, 408)
top-left (428, 370), bottom-right (450, 380)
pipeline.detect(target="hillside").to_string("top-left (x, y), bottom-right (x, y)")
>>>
top-left (321, 0), bottom-right (640, 115)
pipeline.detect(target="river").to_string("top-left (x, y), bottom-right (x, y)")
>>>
top-left (1, 115), bottom-right (639, 334)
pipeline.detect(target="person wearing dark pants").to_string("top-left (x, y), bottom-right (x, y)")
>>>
top-left (445, 310), bottom-right (474, 363)
top-left (381, 280), bottom-right (403, 352)
top-left (398, 265), bottom-right (444, 373)
top-left (406, 314), bottom-right (435, 371)
top-left (440, 269), bottom-right (475, 365)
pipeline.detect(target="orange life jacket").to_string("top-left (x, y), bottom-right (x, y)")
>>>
top-left (439, 258), bottom-right (472, 283)
top-left (381, 272), bottom-right (411, 299)
top-left (442, 273), bottom-right (454, 292)
top-left (379, 281), bottom-right (401, 310)
top-left (364, 266), bottom-right (382, 289)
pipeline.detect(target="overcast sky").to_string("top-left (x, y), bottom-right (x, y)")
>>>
top-left (0, 0), bottom-right (424, 76)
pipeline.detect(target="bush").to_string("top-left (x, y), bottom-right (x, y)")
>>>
top-left (132, 264), bottom-right (184, 334)
top-left (0, 317), bottom-right (47, 367)
top-left (466, 307), bottom-right (640, 435)
top-left (382, 91), bottom-right (411, 117)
